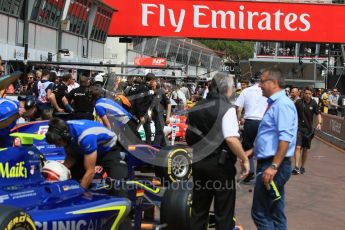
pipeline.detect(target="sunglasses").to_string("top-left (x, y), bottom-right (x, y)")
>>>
top-left (260, 79), bottom-right (273, 84)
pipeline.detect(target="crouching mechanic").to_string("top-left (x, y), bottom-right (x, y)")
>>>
top-left (90, 86), bottom-right (141, 143)
top-left (0, 97), bottom-right (36, 147)
top-left (45, 118), bottom-right (128, 196)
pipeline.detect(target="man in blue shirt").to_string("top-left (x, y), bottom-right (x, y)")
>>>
top-left (90, 86), bottom-right (141, 145)
top-left (91, 86), bottom-right (133, 130)
top-left (45, 118), bottom-right (128, 195)
top-left (251, 67), bottom-right (297, 230)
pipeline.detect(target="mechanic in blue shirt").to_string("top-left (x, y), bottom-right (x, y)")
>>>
top-left (90, 86), bottom-right (141, 144)
top-left (0, 97), bottom-right (36, 147)
top-left (45, 118), bottom-right (128, 195)
top-left (91, 86), bottom-right (132, 130)
top-left (250, 67), bottom-right (297, 230)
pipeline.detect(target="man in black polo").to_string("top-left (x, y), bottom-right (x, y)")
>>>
top-left (292, 86), bottom-right (322, 175)
top-left (127, 73), bottom-right (156, 144)
top-left (67, 75), bottom-right (94, 120)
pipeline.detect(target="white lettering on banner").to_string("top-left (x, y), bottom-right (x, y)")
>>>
top-left (168, 8), bottom-right (185, 32)
top-left (152, 58), bottom-right (165, 65)
top-left (142, 4), bottom-right (311, 33)
top-left (300, 14), bottom-right (311, 31)
top-left (194, 5), bottom-right (210, 28)
top-left (142, 3), bottom-right (186, 32)
top-left (142, 4), bottom-right (157, 26)
top-left (330, 119), bottom-right (341, 134)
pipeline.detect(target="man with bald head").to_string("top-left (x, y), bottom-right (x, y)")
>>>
top-left (290, 87), bottom-right (300, 103)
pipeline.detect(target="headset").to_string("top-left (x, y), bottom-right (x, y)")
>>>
top-left (46, 121), bottom-right (71, 144)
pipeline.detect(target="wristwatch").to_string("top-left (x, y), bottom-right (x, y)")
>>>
top-left (270, 163), bottom-right (278, 170)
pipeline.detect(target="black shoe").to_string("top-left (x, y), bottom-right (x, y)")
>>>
top-left (242, 172), bottom-right (255, 183)
top-left (300, 167), bottom-right (305, 174)
top-left (292, 167), bottom-right (300, 175)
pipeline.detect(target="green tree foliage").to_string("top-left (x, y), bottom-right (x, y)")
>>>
top-left (199, 40), bottom-right (254, 61)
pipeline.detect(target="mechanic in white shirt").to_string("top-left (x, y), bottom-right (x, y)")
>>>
top-left (235, 72), bottom-right (268, 183)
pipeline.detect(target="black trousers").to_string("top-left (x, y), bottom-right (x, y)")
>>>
top-left (191, 154), bottom-right (236, 230)
top-left (153, 112), bottom-right (167, 146)
top-left (143, 112), bottom-right (166, 146)
top-left (242, 119), bottom-right (261, 151)
top-left (70, 145), bottom-right (128, 197)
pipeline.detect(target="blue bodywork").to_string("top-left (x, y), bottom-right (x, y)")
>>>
top-left (11, 121), bottom-right (164, 176)
top-left (8, 122), bottom-right (165, 229)
top-left (0, 146), bottom-right (131, 230)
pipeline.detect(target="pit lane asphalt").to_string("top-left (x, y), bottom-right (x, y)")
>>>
top-left (141, 138), bottom-right (345, 229)
top-left (235, 138), bottom-right (345, 230)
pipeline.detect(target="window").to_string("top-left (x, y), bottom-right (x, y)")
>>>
top-left (167, 44), bottom-right (179, 62)
top-left (0, 0), bottom-right (24, 17)
top-left (66, 0), bottom-right (91, 36)
top-left (156, 39), bottom-right (168, 58)
top-left (133, 37), bottom-right (144, 53)
top-left (299, 43), bottom-right (316, 57)
top-left (258, 42), bottom-right (276, 56)
top-left (278, 42), bottom-right (296, 56)
top-left (189, 50), bottom-right (200, 66)
top-left (31, 0), bottom-right (65, 28)
top-left (90, 6), bottom-right (113, 43)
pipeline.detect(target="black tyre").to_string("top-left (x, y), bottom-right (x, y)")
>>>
top-left (155, 147), bottom-right (192, 183)
top-left (160, 181), bottom-right (193, 230)
top-left (0, 205), bottom-right (36, 230)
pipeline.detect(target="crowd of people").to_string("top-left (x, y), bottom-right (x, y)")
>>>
top-left (185, 67), bottom-right (343, 229)
top-left (0, 63), bottom-right (343, 229)
top-left (285, 86), bottom-right (343, 116)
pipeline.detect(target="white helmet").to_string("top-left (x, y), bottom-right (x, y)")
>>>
top-left (94, 73), bottom-right (104, 83)
top-left (42, 161), bottom-right (71, 181)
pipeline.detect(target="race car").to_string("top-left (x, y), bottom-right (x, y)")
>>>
top-left (0, 133), bottom-right (131, 230)
top-left (11, 120), bottom-right (192, 183)
top-left (0, 133), bottom-right (196, 230)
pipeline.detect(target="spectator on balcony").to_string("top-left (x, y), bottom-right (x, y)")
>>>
top-left (328, 88), bottom-right (340, 116)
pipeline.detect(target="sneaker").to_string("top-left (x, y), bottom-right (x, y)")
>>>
top-left (300, 167), bottom-right (305, 174)
top-left (292, 167), bottom-right (300, 175)
top-left (242, 172), bottom-right (255, 183)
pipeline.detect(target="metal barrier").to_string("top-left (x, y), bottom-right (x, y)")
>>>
top-left (316, 113), bottom-right (345, 150)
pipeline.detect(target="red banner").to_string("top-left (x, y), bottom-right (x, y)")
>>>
top-left (134, 57), bottom-right (167, 67)
top-left (104, 0), bottom-right (345, 43)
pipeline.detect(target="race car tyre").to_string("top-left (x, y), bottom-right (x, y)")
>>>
top-left (0, 205), bottom-right (36, 230)
top-left (155, 146), bottom-right (192, 183)
top-left (160, 181), bottom-right (193, 230)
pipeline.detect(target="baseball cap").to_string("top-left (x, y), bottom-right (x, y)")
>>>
top-left (145, 73), bottom-right (156, 82)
